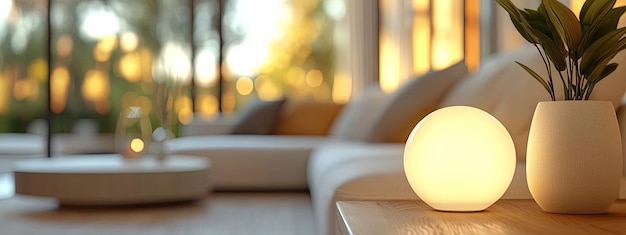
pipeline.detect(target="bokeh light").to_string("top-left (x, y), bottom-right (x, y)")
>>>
top-left (305, 69), bottom-right (324, 88)
top-left (236, 76), bottom-right (254, 96)
top-left (80, 3), bottom-right (120, 40)
top-left (56, 35), bottom-right (74, 58)
top-left (130, 137), bottom-right (144, 153)
top-left (0, 74), bottom-right (8, 114)
top-left (195, 49), bottom-right (218, 87)
top-left (198, 94), bottom-right (219, 115)
top-left (118, 52), bottom-right (142, 82)
top-left (81, 69), bottom-right (109, 103)
top-left (120, 32), bottom-right (138, 52)
top-left (27, 59), bottom-right (48, 82)
top-left (51, 67), bottom-right (71, 114)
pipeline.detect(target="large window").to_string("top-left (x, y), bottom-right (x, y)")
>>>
top-left (0, 0), bottom-right (338, 139)
top-left (378, 0), bottom-right (477, 93)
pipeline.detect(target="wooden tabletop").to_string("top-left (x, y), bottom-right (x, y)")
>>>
top-left (337, 200), bottom-right (626, 235)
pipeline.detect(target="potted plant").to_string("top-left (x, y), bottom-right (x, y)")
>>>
top-left (496, 0), bottom-right (626, 214)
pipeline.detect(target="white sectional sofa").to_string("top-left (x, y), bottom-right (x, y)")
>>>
top-left (166, 45), bottom-right (626, 235)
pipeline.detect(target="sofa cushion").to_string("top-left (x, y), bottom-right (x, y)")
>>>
top-left (328, 85), bottom-right (389, 141)
top-left (364, 60), bottom-right (468, 143)
top-left (166, 135), bottom-right (328, 190)
top-left (273, 101), bottom-right (345, 136)
top-left (306, 141), bottom-right (410, 235)
top-left (231, 98), bottom-right (286, 135)
top-left (440, 45), bottom-right (626, 161)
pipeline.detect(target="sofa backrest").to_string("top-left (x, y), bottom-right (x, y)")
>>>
top-left (329, 60), bottom-right (468, 143)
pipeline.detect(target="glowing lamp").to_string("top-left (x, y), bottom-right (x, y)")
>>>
top-left (404, 106), bottom-right (515, 212)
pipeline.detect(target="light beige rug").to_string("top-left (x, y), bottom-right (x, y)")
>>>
top-left (0, 192), bottom-right (316, 235)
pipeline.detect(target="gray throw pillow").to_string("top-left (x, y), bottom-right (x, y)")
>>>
top-left (231, 98), bottom-right (286, 135)
top-left (364, 60), bottom-right (468, 143)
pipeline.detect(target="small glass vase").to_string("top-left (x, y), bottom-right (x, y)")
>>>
top-left (115, 106), bottom-right (152, 159)
top-left (151, 79), bottom-right (180, 160)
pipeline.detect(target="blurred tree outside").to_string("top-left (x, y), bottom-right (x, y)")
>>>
top-left (0, 0), bottom-right (336, 133)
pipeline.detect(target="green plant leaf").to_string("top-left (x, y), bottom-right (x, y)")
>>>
top-left (580, 0), bottom-right (615, 27)
top-left (524, 8), bottom-right (553, 38)
top-left (596, 63), bottom-right (619, 84)
top-left (593, 6), bottom-right (626, 41)
top-left (496, 0), bottom-right (538, 44)
top-left (586, 58), bottom-right (612, 83)
top-left (516, 61), bottom-right (552, 97)
top-left (581, 28), bottom-right (626, 76)
top-left (579, 5), bottom-right (626, 58)
top-left (533, 29), bottom-right (567, 71)
top-left (509, 14), bottom-right (539, 44)
top-left (543, 0), bottom-right (582, 55)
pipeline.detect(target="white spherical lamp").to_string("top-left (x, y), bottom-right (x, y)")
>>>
top-left (404, 106), bottom-right (516, 212)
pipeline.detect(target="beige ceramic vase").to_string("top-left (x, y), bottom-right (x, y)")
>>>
top-left (527, 101), bottom-right (622, 214)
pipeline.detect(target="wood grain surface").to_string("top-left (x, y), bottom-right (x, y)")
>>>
top-left (0, 192), bottom-right (316, 235)
top-left (337, 200), bottom-right (626, 235)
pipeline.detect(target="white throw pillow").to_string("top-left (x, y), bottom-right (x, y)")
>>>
top-left (364, 60), bottom-right (468, 143)
top-left (329, 85), bottom-right (389, 141)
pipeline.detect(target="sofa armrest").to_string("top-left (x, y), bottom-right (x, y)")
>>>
top-left (180, 114), bottom-right (235, 137)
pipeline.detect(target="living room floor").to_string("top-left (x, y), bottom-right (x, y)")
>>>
top-left (0, 173), bottom-right (316, 235)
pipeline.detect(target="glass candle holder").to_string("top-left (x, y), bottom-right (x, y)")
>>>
top-left (115, 106), bottom-right (152, 159)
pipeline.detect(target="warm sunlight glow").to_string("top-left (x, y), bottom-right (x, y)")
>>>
top-left (27, 59), bottom-right (48, 82)
top-left (93, 34), bottom-right (117, 62)
top-left (99, 34), bottom-right (118, 53)
top-left (129, 137), bottom-right (144, 153)
top-left (465, 0), bottom-right (480, 72)
top-left (236, 77), bottom-right (254, 96)
top-left (0, 0), bottom-right (13, 21)
top-left (175, 96), bottom-right (191, 113)
top-left (120, 32), bottom-right (138, 52)
top-left (412, 0), bottom-right (430, 74)
top-left (224, 0), bottom-right (288, 76)
top-left (118, 52), bottom-right (142, 82)
top-left (0, 75), bottom-right (9, 114)
top-left (81, 6), bottom-right (120, 40)
top-left (226, 44), bottom-right (267, 76)
top-left (57, 35), bottom-right (74, 58)
top-left (332, 72), bottom-right (351, 104)
top-left (178, 108), bottom-right (193, 125)
top-left (223, 92), bottom-right (236, 113)
top-left (255, 75), bottom-right (283, 101)
top-left (379, 34), bottom-right (400, 93)
top-left (195, 49), bottom-right (218, 87)
top-left (82, 70), bottom-right (110, 102)
top-left (305, 69), bottom-right (324, 88)
top-left (432, 0), bottom-right (463, 70)
top-left (570, 0), bottom-right (584, 17)
top-left (51, 67), bottom-right (71, 113)
top-left (154, 42), bottom-right (191, 84)
top-left (286, 67), bottom-right (305, 86)
top-left (198, 95), bottom-right (219, 115)
top-left (13, 79), bottom-right (38, 101)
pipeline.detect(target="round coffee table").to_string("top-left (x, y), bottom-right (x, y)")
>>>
top-left (12, 154), bottom-right (211, 206)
